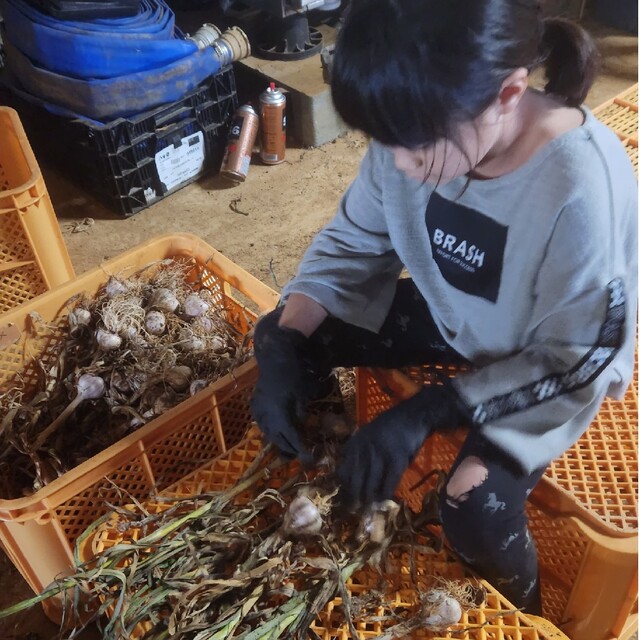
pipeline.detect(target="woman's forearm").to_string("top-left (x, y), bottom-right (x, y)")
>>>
top-left (278, 293), bottom-right (328, 337)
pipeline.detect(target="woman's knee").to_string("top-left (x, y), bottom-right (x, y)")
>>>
top-left (438, 454), bottom-right (531, 560)
top-left (438, 456), bottom-right (493, 554)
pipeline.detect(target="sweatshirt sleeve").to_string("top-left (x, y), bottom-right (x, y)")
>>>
top-left (282, 142), bottom-right (404, 333)
top-left (451, 192), bottom-right (637, 474)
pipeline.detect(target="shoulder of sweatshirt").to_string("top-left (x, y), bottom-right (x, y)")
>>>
top-left (550, 110), bottom-right (637, 205)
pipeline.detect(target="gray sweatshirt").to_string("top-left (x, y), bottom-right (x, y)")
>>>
top-left (283, 109), bottom-right (638, 473)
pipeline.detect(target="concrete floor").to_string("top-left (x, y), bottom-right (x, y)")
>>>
top-left (0, 12), bottom-right (637, 640)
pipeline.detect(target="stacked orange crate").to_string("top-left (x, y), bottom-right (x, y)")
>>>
top-left (0, 107), bottom-right (75, 314)
top-left (77, 433), bottom-right (573, 640)
top-left (0, 233), bottom-right (278, 622)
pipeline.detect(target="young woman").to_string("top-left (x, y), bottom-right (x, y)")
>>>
top-left (250, 0), bottom-right (637, 614)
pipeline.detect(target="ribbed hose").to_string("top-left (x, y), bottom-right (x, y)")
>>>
top-left (1, 0), bottom-right (251, 120)
top-left (2, 0), bottom-right (198, 79)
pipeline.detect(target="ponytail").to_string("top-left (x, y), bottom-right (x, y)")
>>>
top-left (540, 18), bottom-right (600, 107)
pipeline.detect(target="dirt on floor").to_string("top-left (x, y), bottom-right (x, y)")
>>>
top-left (0, 14), bottom-right (637, 640)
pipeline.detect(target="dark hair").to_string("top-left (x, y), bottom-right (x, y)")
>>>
top-left (331, 0), bottom-right (600, 149)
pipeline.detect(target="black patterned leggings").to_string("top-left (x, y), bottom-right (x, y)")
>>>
top-left (301, 279), bottom-right (545, 614)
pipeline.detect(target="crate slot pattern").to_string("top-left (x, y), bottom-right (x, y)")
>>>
top-left (146, 386), bottom-right (254, 493)
top-left (81, 436), bottom-right (568, 640)
top-left (0, 213), bottom-right (36, 263)
top-left (0, 107), bottom-right (75, 313)
top-left (544, 373), bottom-right (638, 532)
top-left (357, 366), bottom-right (637, 635)
top-left (0, 160), bottom-right (9, 190)
top-left (55, 461), bottom-right (155, 544)
top-left (0, 264), bottom-right (48, 315)
top-left (358, 354), bottom-right (638, 535)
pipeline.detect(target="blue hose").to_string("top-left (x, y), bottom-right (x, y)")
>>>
top-left (1, 0), bottom-right (199, 79)
top-left (3, 35), bottom-right (223, 120)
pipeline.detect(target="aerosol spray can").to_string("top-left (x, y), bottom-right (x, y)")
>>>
top-left (259, 83), bottom-right (286, 165)
top-left (220, 104), bottom-right (259, 182)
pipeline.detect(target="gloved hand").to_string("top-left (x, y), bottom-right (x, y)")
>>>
top-left (250, 309), bottom-right (331, 464)
top-left (336, 384), bottom-right (465, 509)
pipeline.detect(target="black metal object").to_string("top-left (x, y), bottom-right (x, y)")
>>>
top-left (219, 0), bottom-right (344, 61)
top-left (256, 12), bottom-right (322, 60)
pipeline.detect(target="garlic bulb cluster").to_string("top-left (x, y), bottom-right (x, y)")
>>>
top-left (145, 310), bottom-right (166, 336)
top-left (76, 373), bottom-right (107, 400)
top-left (422, 589), bottom-right (463, 630)
top-left (359, 500), bottom-right (400, 545)
top-left (68, 307), bottom-right (91, 333)
top-left (193, 315), bottom-right (213, 333)
top-left (190, 379), bottom-right (208, 396)
top-left (96, 328), bottom-right (122, 351)
top-left (282, 494), bottom-right (323, 536)
top-left (105, 276), bottom-right (127, 298)
top-left (148, 288), bottom-right (180, 313)
top-left (184, 293), bottom-right (209, 318)
top-left (179, 329), bottom-right (205, 352)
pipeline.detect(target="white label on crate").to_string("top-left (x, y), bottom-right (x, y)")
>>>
top-left (155, 131), bottom-right (205, 192)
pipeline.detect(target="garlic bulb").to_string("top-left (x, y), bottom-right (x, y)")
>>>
top-left (193, 315), bottom-right (213, 333)
top-left (148, 288), bottom-right (179, 313)
top-left (77, 373), bottom-right (107, 400)
top-left (359, 500), bottom-right (400, 545)
top-left (120, 325), bottom-right (138, 341)
top-left (179, 329), bottom-right (205, 352)
top-left (282, 495), bottom-right (323, 536)
top-left (69, 308), bottom-right (91, 330)
top-left (210, 335), bottom-right (226, 352)
top-left (184, 293), bottom-right (209, 318)
top-left (96, 328), bottom-right (122, 351)
top-left (105, 276), bottom-right (127, 298)
top-left (145, 310), bottom-right (166, 336)
top-left (165, 365), bottom-right (192, 391)
top-left (423, 590), bottom-right (463, 629)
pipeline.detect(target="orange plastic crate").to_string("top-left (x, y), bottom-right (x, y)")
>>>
top-left (77, 433), bottom-right (571, 640)
top-left (0, 107), bottom-right (75, 315)
top-left (356, 366), bottom-right (638, 640)
top-left (0, 233), bottom-right (278, 621)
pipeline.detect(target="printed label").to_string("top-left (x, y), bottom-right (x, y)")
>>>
top-left (240, 155), bottom-right (251, 176)
top-left (425, 192), bottom-right (507, 302)
top-left (155, 131), bottom-right (205, 192)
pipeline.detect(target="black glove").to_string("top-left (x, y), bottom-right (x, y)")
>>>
top-left (336, 384), bottom-right (465, 509)
top-left (250, 309), bottom-right (331, 464)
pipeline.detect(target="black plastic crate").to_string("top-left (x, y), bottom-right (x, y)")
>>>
top-left (9, 67), bottom-right (238, 216)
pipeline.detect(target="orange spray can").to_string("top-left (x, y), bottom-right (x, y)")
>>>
top-left (259, 82), bottom-right (286, 164)
top-left (220, 104), bottom-right (259, 182)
